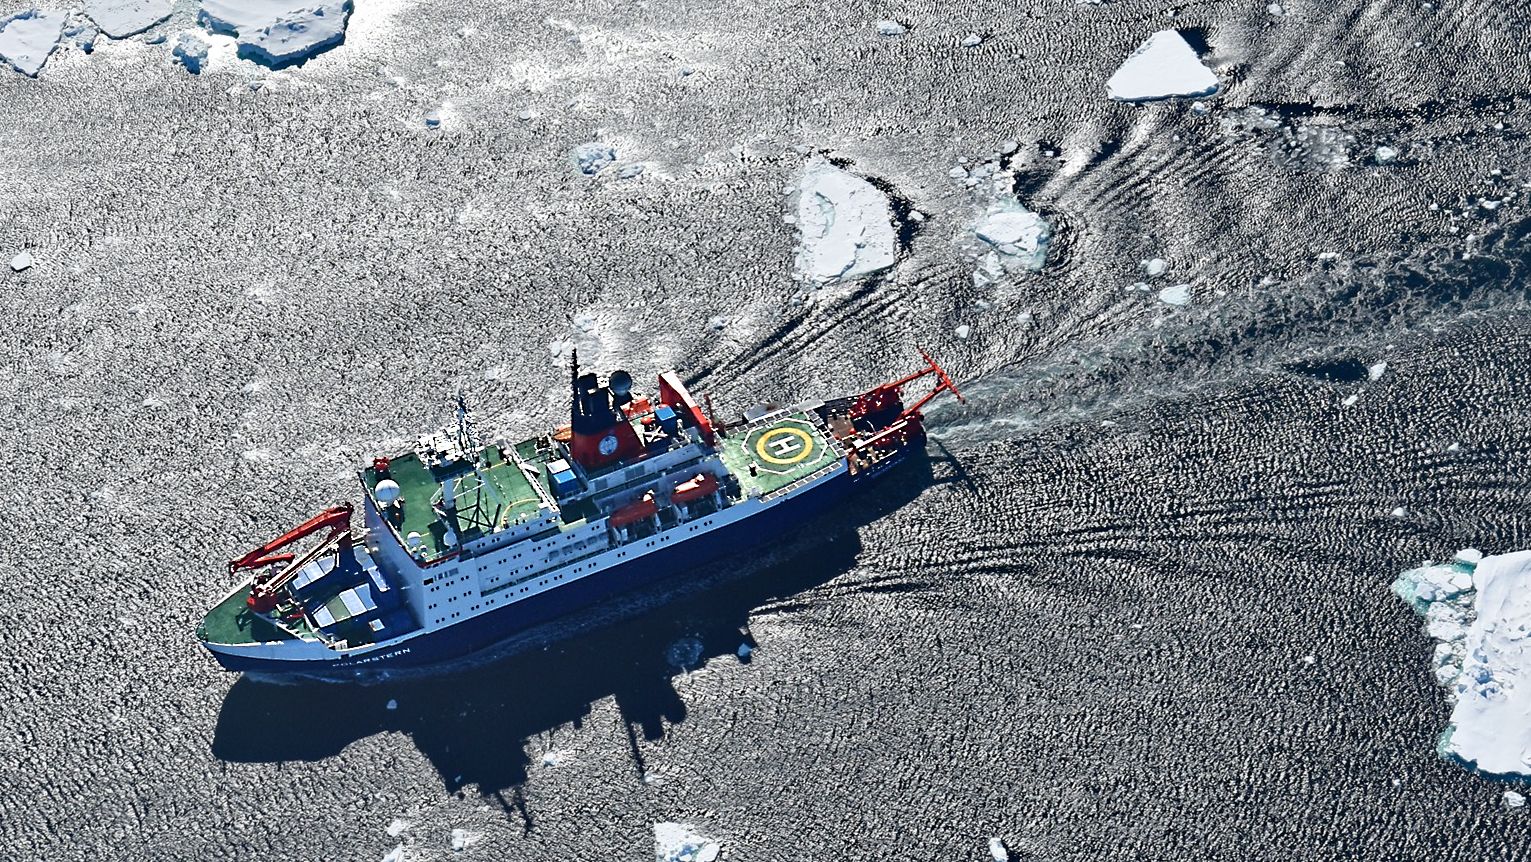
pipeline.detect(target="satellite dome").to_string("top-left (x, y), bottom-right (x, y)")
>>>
top-left (375, 479), bottom-right (402, 504)
top-left (608, 369), bottom-right (633, 397)
top-left (405, 531), bottom-right (424, 550)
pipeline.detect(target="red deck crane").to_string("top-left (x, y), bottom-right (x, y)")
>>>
top-left (229, 504), bottom-right (356, 613)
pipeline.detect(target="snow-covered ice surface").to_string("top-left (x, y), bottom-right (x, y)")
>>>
top-left (0, 9), bottom-right (65, 76)
top-left (84, 0), bottom-right (171, 38)
top-left (572, 142), bottom-right (617, 175)
top-left (9, 250), bottom-right (33, 271)
top-left (1106, 30), bottom-right (1219, 102)
top-left (790, 157), bottom-right (896, 283)
top-left (654, 823), bottom-right (721, 862)
top-left (198, 0), bottom-right (352, 68)
top-left (1395, 551), bottom-right (1531, 777)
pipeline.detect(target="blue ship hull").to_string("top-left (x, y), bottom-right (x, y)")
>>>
top-left (209, 450), bottom-right (907, 676)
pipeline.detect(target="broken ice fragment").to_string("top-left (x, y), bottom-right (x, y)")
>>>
top-left (955, 324), bottom-right (971, 339)
top-left (790, 157), bottom-right (896, 283)
top-left (973, 200), bottom-right (1051, 274)
top-left (424, 110), bottom-right (442, 128)
top-left (572, 142), bottom-right (617, 175)
top-left (198, 0), bottom-right (353, 69)
top-left (1157, 284), bottom-right (1192, 306)
top-left (1141, 257), bottom-right (1168, 277)
top-left (1367, 361), bottom-right (1388, 380)
top-left (1106, 30), bottom-right (1219, 102)
top-left (382, 845), bottom-right (405, 862)
top-left (1506, 790), bottom-right (1527, 809)
top-left (385, 819), bottom-right (410, 837)
top-left (618, 163), bottom-right (645, 179)
top-left (172, 31), bottom-right (210, 73)
top-left (450, 828), bottom-right (480, 851)
top-left (961, 32), bottom-right (982, 47)
top-left (385, 698), bottom-right (397, 710)
top-left (85, 0), bottom-right (171, 38)
top-left (1395, 550), bottom-right (1531, 777)
top-left (10, 250), bottom-right (34, 271)
top-left (654, 823), bottom-right (722, 862)
top-left (989, 837), bottom-right (1009, 861)
top-left (1341, 393), bottom-right (1360, 407)
top-left (1375, 145), bottom-right (1398, 164)
top-left (0, 9), bottom-right (66, 77)
top-left (874, 19), bottom-right (905, 36)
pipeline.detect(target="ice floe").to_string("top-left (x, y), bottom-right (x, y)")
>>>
top-left (1506, 790), bottom-right (1527, 809)
top-left (1394, 549), bottom-right (1531, 776)
top-left (988, 837), bottom-right (1009, 861)
top-left (1106, 30), bottom-right (1218, 102)
top-left (1158, 284), bottom-right (1192, 306)
top-left (199, 0), bottom-right (353, 69)
top-left (1375, 145), bottom-right (1399, 164)
top-left (874, 20), bottom-right (905, 36)
top-left (172, 30), bottom-right (210, 73)
top-left (572, 142), bottom-right (617, 175)
top-left (0, 9), bottom-right (66, 77)
top-left (974, 203), bottom-right (1050, 273)
top-left (449, 828), bottom-right (480, 851)
top-left (85, 0), bottom-right (170, 38)
top-left (654, 823), bottom-right (722, 862)
top-left (1367, 361), bottom-right (1388, 380)
top-left (10, 250), bottom-right (34, 271)
top-left (789, 157), bottom-right (896, 284)
top-left (385, 818), bottom-right (411, 837)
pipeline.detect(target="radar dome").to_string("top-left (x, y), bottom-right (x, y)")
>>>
top-left (375, 479), bottom-right (402, 504)
top-left (608, 369), bottom-right (633, 397)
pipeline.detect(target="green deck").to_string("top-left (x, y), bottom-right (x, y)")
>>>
top-left (197, 587), bottom-right (297, 645)
top-left (718, 411), bottom-right (840, 497)
top-left (364, 445), bottom-right (548, 562)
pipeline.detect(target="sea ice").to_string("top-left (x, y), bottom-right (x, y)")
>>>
top-left (1141, 257), bottom-right (1168, 277)
top-left (989, 837), bottom-right (1009, 861)
top-left (449, 828), bottom-right (480, 851)
top-left (381, 846), bottom-right (405, 862)
top-left (198, 0), bottom-right (353, 69)
top-left (654, 823), bottom-right (721, 862)
top-left (10, 250), bottom-right (34, 271)
top-left (955, 324), bottom-right (971, 339)
top-left (971, 198), bottom-right (1051, 279)
top-left (1106, 30), bottom-right (1219, 102)
top-left (1158, 284), bottom-right (1192, 306)
top-left (0, 9), bottom-right (66, 77)
top-left (1506, 790), bottom-right (1527, 809)
top-left (790, 157), bottom-right (896, 284)
top-left (172, 31), bottom-right (210, 73)
top-left (572, 142), bottom-right (617, 175)
top-left (385, 819), bottom-right (411, 837)
top-left (874, 20), bottom-right (906, 36)
top-left (1368, 361), bottom-right (1388, 380)
top-left (961, 32), bottom-right (982, 47)
top-left (1395, 550), bottom-right (1531, 776)
top-left (1375, 145), bottom-right (1399, 164)
top-left (84, 0), bottom-right (170, 38)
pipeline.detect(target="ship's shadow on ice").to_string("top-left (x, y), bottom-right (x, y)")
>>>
top-left (211, 455), bottom-right (937, 806)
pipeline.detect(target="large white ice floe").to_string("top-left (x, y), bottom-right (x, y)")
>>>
top-left (198, 0), bottom-right (352, 68)
top-left (1394, 549), bottom-right (1531, 776)
top-left (173, 30), bottom-right (210, 73)
top-left (973, 199), bottom-right (1051, 276)
top-left (84, 0), bottom-right (171, 38)
top-left (1106, 30), bottom-right (1219, 102)
top-left (654, 823), bottom-right (721, 862)
top-left (789, 158), bottom-right (896, 284)
top-left (0, 9), bottom-right (66, 77)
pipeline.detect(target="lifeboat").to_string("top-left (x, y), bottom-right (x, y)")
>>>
top-left (672, 472), bottom-right (719, 505)
top-left (609, 491), bottom-right (658, 528)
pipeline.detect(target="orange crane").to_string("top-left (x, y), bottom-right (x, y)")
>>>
top-left (229, 504), bottom-right (355, 613)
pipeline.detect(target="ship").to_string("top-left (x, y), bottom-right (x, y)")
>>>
top-left (196, 352), bottom-right (964, 675)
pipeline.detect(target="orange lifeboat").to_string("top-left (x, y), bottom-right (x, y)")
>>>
top-left (672, 473), bottom-right (719, 505)
top-left (609, 491), bottom-right (658, 528)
